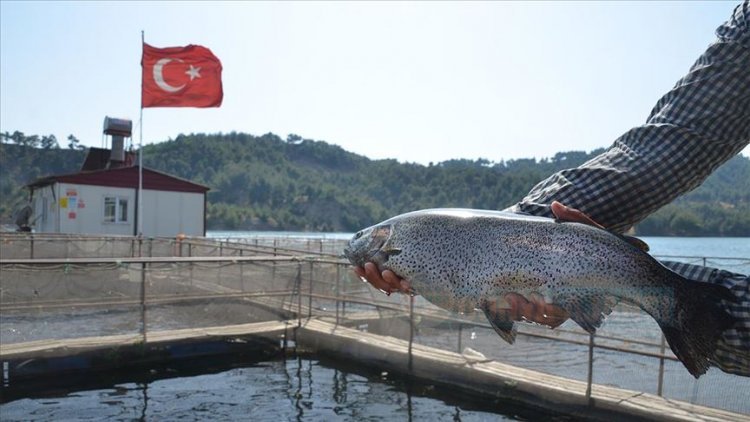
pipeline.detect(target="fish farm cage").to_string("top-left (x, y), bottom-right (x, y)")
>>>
top-left (1, 233), bottom-right (748, 421)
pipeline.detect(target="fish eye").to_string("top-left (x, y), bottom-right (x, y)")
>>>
top-left (354, 231), bottom-right (363, 239)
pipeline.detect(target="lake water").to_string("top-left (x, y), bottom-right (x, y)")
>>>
top-left (640, 236), bottom-right (749, 273)
top-left (0, 356), bottom-right (565, 422)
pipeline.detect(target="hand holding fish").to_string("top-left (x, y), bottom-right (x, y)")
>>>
top-left (353, 201), bottom-right (597, 327)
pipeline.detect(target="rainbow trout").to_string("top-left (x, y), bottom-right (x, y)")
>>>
top-left (343, 209), bottom-right (736, 378)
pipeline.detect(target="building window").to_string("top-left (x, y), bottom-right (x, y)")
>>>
top-left (104, 196), bottom-right (128, 223)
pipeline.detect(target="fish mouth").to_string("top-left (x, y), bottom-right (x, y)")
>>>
top-left (342, 245), bottom-right (357, 264)
top-left (342, 241), bottom-right (383, 267)
top-left (342, 224), bottom-right (392, 266)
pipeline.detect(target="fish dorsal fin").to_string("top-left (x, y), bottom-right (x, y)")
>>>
top-left (555, 218), bottom-right (650, 252)
top-left (616, 233), bottom-right (650, 252)
top-left (480, 300), bottom-right (517, 344)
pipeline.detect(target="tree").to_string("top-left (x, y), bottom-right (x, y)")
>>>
top-left (4, 129), bottom-right (744, 233)
top-left (23, 135), bottom-right (40, 148)
top-left (10, 131), bottom-right (25, 145)
top-left (40, 134), bottom-right (59, 149)
top-left (67, 134), bottom-right (83, 150)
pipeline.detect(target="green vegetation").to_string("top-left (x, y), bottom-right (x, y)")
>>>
top-left (2, 131), bottom-right (749, 236)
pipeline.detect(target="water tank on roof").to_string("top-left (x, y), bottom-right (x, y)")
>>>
top-left (103, 117), bottom-right (132, 137)
top-left (103, 116), bottom-right (132, 164)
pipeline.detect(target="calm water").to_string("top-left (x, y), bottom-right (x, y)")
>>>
top-left (642, 236), bottom-right (749, 274)
top-left (642, 236), bottom-right (749, 259)
top-left (0, 356), bottom-right (562, 422)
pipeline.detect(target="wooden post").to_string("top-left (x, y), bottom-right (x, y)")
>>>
top-left (408, 295), bottom-right (415, 374)
top-left (657, 334), bottom-right (666, 396)
top-left (296, 263), bottom-right (302, 328)
top-left (272, 239), bottom-right (277, 284)
top-left (335, 264), bottom-right (341, 325)
top-left (141, 262), bottom-right (147, 343)
top-left (586, 333), bottom-right (594, 402)
top-left (189, 243), bottom-right (194, 286)
top-left (308, 261), bottom-right (313, 320)
top-left (239, 249), bottom-right (245, 292)
top-left (457, 323), bottom-right (463, 353)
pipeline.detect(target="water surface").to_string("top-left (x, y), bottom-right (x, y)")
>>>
top-left (1, 356), bottom-right (562, 421)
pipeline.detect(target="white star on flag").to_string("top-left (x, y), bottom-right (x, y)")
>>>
top-left (185, 65), bottom-right (202, 81)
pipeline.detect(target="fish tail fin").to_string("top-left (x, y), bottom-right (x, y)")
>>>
top-left (658, 278), bottom-right (736, 378)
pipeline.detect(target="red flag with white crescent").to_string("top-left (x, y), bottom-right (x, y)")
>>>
top-left (141, 43), bottom-right (223, 108)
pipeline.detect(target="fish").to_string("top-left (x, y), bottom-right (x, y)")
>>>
top-left (343, 208), bottom-right (737, 378)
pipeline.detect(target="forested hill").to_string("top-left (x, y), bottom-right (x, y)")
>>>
top-left (2, 131), bottom-right (749, 236)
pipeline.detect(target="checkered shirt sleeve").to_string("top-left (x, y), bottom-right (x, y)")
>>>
top-left (509, 2), bottom-right (750, 376)
top-left (511, 1), bottom-right (750, 234)
top-left (662, 261), bottom-right (749, 376)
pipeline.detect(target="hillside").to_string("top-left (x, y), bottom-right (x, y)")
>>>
top-left (2, 132), bottom-right (749, 235)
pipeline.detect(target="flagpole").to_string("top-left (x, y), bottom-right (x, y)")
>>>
top-left (138, 30), bottom-right (144, 237)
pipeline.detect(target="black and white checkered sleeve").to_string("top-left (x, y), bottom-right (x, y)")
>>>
top-left (662, 261), bottom-right (749, 376)
top-left (511, 1), bottom-right (750, 234)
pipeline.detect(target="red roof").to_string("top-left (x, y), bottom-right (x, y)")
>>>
top-left (27, 166), bottom-right (210, 194)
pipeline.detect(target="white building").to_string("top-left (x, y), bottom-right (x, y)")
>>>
top-left (27, 158), bottom-right (209, 237)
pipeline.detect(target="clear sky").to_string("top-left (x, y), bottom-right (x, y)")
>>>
top-left (1, 1), bottom-right (746, 165)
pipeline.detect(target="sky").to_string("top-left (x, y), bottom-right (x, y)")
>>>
top-left (1, 1), bottom-right (747, 165)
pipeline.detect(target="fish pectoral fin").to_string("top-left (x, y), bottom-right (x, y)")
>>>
top-left (555, 293), bottom-right (618, 334)
top-left (383, 246), bottom-right (402, 256)
top-left (480, 300), bottom-right (517, 344)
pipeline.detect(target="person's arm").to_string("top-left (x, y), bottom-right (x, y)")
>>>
top-left (512, 1), bottom-right (750, 233)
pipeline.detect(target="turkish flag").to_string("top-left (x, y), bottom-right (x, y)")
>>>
top-left (141, 43), bottom-right (223, 108)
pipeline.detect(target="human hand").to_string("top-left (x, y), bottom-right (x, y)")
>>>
top-left (490, 201), bottom-right (602, 327)
top-left (549, 200), bottom-right (603, 229)
top-left (353, 262), bottom-right (412, 295)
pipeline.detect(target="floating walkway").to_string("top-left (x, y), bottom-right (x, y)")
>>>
top-left (2, 317), bottom-right (746, 422)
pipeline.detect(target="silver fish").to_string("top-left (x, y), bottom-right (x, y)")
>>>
top-left (344, 208), bottom-right (736, 378)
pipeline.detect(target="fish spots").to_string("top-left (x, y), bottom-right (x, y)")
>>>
top-left (346, 208), bottom-right (672, 328)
